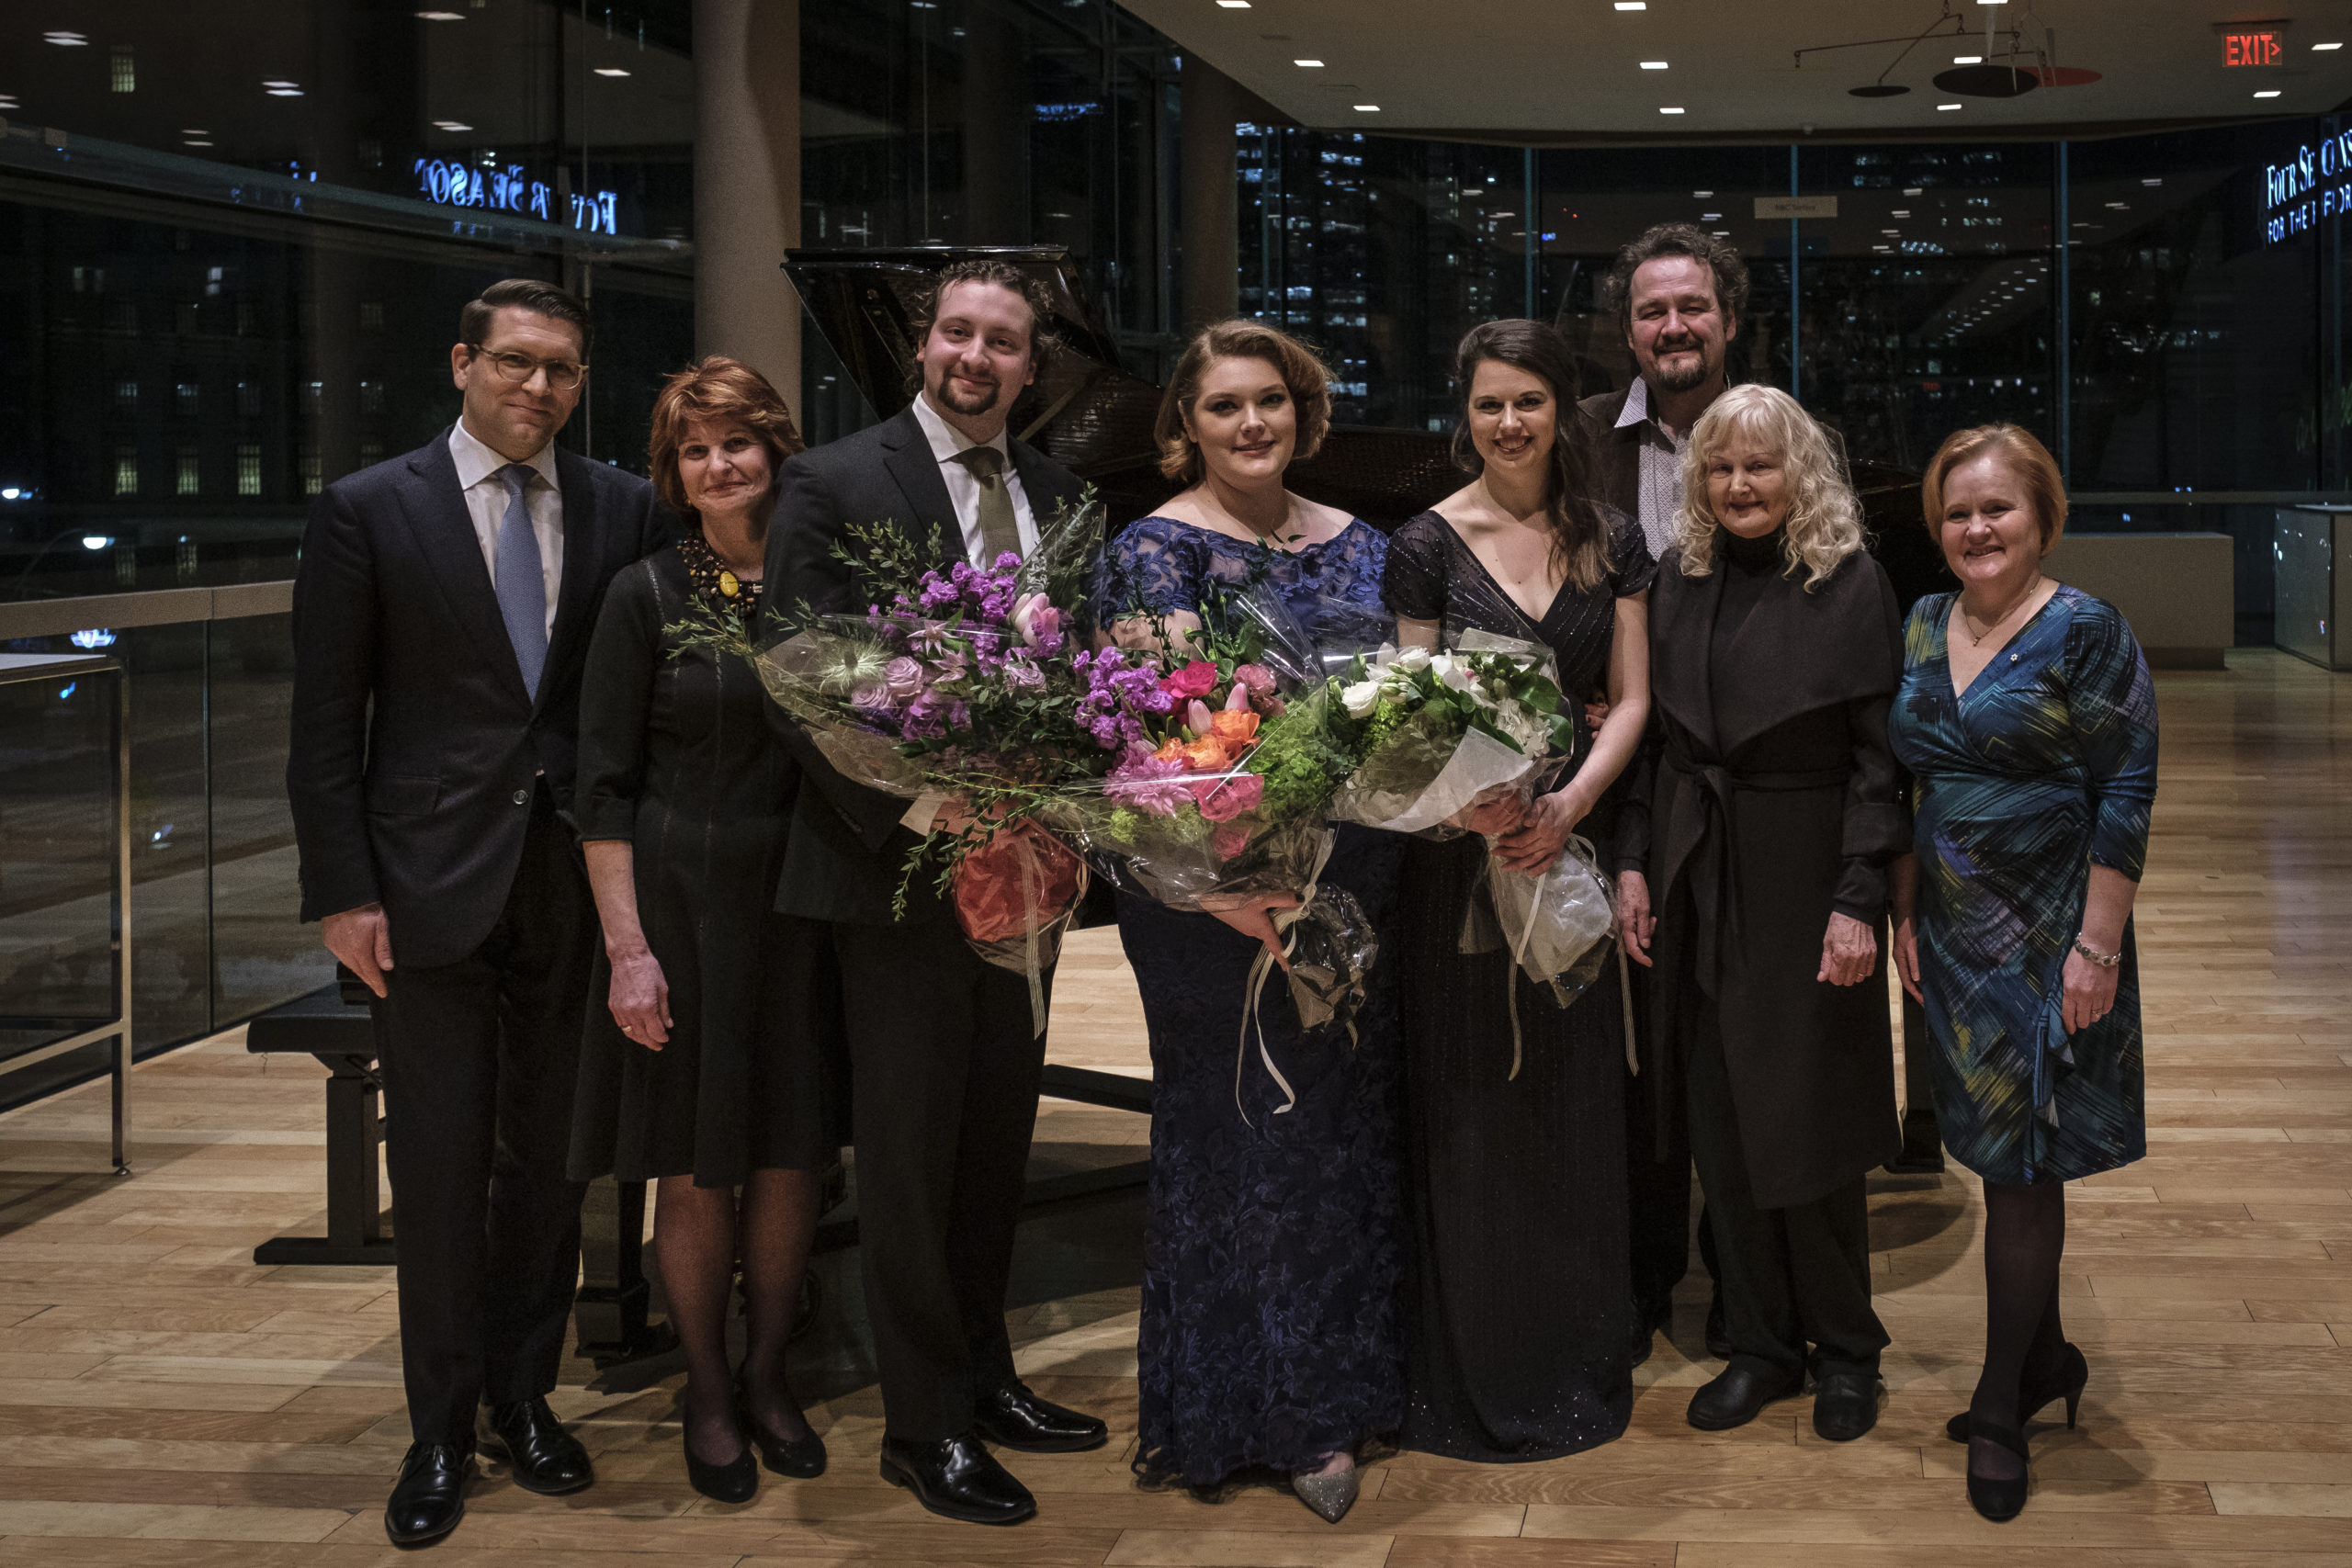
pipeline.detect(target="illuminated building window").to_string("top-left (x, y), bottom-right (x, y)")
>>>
top-left (177, 382), bottom-right (199, 416)
top-left (115, 380), bottom-right (138, 413)
top-left (114, 449), bottom-right (140, 497)
top-left (176, 448), bottom-right (200, 496)
top-left (110, 47), bottom-right (135, 94)
top-left (359, 301), bottom-right (384, 330)
top-left (300, 447), bottom-right (322, 495)
top-left (236, 444), bottom-right (262, 496)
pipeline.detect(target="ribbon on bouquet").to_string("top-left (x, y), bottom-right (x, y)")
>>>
top-left (1234, 828), bottom-right (1340, 1127)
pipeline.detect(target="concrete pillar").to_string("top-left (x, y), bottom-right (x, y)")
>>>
top-left (693, 0), bottom-right (802, 415)
top-left (1180, 55), bottom-right (1241, 329)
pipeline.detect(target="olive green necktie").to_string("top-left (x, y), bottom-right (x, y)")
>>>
top-left (953, 445), bottom-right (1023, 564)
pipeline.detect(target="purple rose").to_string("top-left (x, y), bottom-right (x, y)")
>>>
top-left (884, 657), bottom-right (925, 701)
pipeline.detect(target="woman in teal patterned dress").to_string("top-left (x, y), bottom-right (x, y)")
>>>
top-left (1888, 424), bottom-right (2157, 1524)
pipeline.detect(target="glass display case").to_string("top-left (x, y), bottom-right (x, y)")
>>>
top-left (2274, 507), bottom-right (2352, 671)
top-left (0, 653), bottom-right (130, 1170)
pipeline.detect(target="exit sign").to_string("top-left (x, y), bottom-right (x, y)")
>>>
top-left (2224, 29), bottom-right (2283, 65)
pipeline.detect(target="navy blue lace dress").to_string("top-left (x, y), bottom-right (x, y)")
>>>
top-left (1096, 514), bottom-right (1406, 1491)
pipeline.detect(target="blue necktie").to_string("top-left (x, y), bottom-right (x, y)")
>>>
top-left (493, 463), bottom-right (548, 700)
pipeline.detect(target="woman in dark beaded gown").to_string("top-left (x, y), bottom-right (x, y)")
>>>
top-left (1095, 321), bottom-right (1403, 1525)
top-left (1383, 321), bottom-right (1654, 1461)
top-left (570, 358), bottom-right (836, 1503)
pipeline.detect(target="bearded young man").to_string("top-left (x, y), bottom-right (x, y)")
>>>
top-left (760, 260), bottom-right (1103, 1527)
top-left (1578, 223), bottom-right (1747, 1372)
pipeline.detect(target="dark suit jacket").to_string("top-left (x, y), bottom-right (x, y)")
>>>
top-left (1574, 385), bottom-right (1644, 524)
top-left (762, 406), bottom-right (1085, 928)
top-left (287, 428), bottom-right (672, 968)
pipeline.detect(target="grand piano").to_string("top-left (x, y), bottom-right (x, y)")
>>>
top-left (786, 243), bottom-right (1949, 1172)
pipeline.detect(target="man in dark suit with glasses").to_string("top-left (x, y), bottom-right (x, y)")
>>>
top-left (288, 277), bottom-right (669, 1547)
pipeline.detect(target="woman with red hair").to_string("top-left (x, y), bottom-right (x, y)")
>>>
top-left (570, 356), bottom-right (836, 1503)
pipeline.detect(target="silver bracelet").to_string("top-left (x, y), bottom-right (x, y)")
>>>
top-left (2072, 934), bottom-right (2121, 969)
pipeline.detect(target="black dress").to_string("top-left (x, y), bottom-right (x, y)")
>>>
top-left (1381, 507), bottom-right (1656, 1461)
top-left (568, 543), bottom-right (837, 1187)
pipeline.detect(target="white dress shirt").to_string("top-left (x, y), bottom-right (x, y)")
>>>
top-left (448, 418), bottom-right (563, 637)
top-left (910, 392), bottom-right (1039, 560)
top-left (1615, 377), bottom-right (1688, 562)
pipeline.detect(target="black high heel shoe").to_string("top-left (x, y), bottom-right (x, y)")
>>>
top-left (1945, 1342), bottom-right (2088, 1443)
top-left (1965, 1417), bottom-right (2031, 1522)
top-left (683, 1421), bottom-right (759, 1505)
top-left (736, 1380), bottom-right (827, 1479)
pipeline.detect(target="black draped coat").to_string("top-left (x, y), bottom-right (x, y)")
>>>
top-left (1624, 540), bottom-right (1906, 1210)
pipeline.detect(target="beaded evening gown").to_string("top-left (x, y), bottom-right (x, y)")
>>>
top-left (1381, 507), bottom-right (1655, 1461)
top-left (1095, 514), bottom-right (1406, 1490)
top-left (1889, 585), bottom-right (2157, 1185)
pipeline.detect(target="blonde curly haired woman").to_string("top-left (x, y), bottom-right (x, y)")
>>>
top-left (1612, 384), bottom-right (1906, 1444)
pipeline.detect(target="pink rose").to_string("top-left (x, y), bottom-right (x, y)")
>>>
top-left (1212, 819), bottom-right (1251, 860)
top-left (1162, 660), bottom-right (1219, 699)
top-left (1193, 773), bottom-right (1262, 823)
top-left (884, 656), bottom-right (925, 700)
top-left (1231, 663), bottom-right (1275, 695)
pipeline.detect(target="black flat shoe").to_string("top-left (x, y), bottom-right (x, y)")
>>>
top-left (683, 1423), bottom-right (758, 1505)
top-left (1811, 1371), bottom-right (1883, 1442)
top-left (1703, 1289), bottom-right (1732, 1361)
top-left (1944, 1343), bottom-right (2089, 1444)
top-left (736, 1382), bottom-right (827, 1479)
top-left (1966, 1416), bottom-right (2031, 1521)
top-left (384, 1442), bottom-right (471, 1547)
top-left (479, 1396), bottom-right (594, 1496)
top-left (973, 1381), bottom-right (1108, 1453)
top-left (1686, 1362), bottom-right (1804, 1430)
top-left (879, 1433), bottom-right (1036, 1526)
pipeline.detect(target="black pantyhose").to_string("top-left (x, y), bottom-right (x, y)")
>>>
top-left (1967, 1179), bottom-right (2068, 1483)
top-left (654, 1169), bottom-right (822, 1466)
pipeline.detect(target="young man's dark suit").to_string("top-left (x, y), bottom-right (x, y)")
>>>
top-left (762, 405), bottom-right (1084, 1446)
top-left (1577, 384), bottom-right (1711, 1346)
top-left (287, 430), bottom-right (668, 1450)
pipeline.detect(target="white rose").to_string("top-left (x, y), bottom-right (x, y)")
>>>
top-left (1390, 644), bottom-right (1431, 673)
top-left (1340, 680), bottom-right (1383, 718)
top-left (1425, 652), bottom-right (1453, 680)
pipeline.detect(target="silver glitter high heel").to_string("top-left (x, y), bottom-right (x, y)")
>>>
top-left (1290, 1457), bottom-right (1360, 1524)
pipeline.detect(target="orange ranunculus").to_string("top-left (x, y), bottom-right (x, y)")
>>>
top-left (1208, 708), bottom-right (1261, 747)
top-left (1154, 737), bottom-right (1189, 764)
top-left (1182, 736), bottom-right (1233, 772)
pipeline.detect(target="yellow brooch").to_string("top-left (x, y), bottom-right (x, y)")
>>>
top-left (718, 570), bottom-right (741, 598)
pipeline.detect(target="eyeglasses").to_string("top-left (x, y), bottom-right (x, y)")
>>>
top-left (465, 344), bottom-right (588, 391)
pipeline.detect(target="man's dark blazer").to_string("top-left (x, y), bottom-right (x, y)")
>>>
top-left (288, 429), bottom-right (671, 969)
top-left (763, 405), bottom-right (1086, 928)
top-left (1575, 385), bottom-right (1645, 524)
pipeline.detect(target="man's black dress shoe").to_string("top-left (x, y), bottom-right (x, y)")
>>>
top-left (1686, 1362), bottom-right (1804, 1430)
top-left (479, 1396), bottom-right (594, 1496)
top-left (972, 1382), bottom-right (1108, 1453)
top-left (880, 1433), bottom-right (1036, 1525)
top-left (1811, 1371), bottom-right (1882, 1441)
top-left (1703, 1289), bottom-right (1732, 1361)
top-left (385, 1442), bottom-right (472, 1547)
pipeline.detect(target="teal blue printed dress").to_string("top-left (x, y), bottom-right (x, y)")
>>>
top-left (1888, 585), bottom-right (2158, 1185)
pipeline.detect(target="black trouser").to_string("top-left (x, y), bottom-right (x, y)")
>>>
top-left (1684, 998), bottom-right (1885, 1383)
top-left (374, 784), bottom-right (595, 1447)
top-left (831, 918), bottom-right (1049, 1442)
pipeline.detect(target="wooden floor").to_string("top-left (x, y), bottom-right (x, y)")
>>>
top-left (0, 649), bottom-right (2346, 1567)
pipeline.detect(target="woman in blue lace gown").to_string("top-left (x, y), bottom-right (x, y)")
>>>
top-left (1095, 321), bottom-right (1403, 1525)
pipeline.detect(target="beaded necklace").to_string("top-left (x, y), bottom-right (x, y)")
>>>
top-left (676, 529), bottom-right (763, 616)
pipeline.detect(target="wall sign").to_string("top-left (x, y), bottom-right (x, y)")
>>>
top-left (2264, 130), bottom-right (2352, 244)
top-left (1756, 195), bottom-right (1838, 220)
top-left (413, 159), bottom-right (621, 235)
top-left (2222, 30), bottom-right (2283, 66)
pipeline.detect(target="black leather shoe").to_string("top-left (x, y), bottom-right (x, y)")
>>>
top-left (1812, 1371), bottom-right (1883, 1441)
top-left (878, 1433), bottom-right (1037, 1525)
top-left (972, 1382), bottom-right (1108, 1453)
top-left (1945, 1343), bottom-right (2089, 1444)
top-left (683, 1423), bottom-right (759, 1505)
top-left (385, 1442), bottom-right (471, 1547)
top-left (479, 1397), bottom-right (594, 1496)
top-left (1686, 1362), bottom-right (1804, 1431)
top-left (1703, 1289), bottom-right (1732, 1360)
top-left (737, 1380), bottom-right (828, 1479)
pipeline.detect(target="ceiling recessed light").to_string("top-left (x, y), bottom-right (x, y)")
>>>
top-left (42, 31), bottom-right (87, 46)
top-left (433, 119), bottom-right (472, 130)
top-left (415, 9), bottom-right (464, 17)
top-left (1614, 2), bottom-right (1646, 8)
top-left (1904, 186), bottom-right (1923, 195)
top-left (1216, 1), bottom-right (1250, 7)
top-left (1294, 59), bottom-right (1323, 67)
top-left (1353, 104), bottom-right (1379, 111)
top-left (1938, 102), bottom-right (1962, 110)
top-left (267, 87), bottom-right (304, 96)
top-left (2142, 177), bottom-right (2162, 186)
top-left (1953, 54), bottom-right (1983, 63)
top-left (1693, 189), bottom-right (1713, 197)
top-left (1659, 106), bottom-right (1684, 114)
top-left (182, 128), bottom-right (209, 136)
top-left (2315, 41), bottom-right (2344, 51)
top-left (2105, 201), bottom-right (2127, 209)
top-left (1701, 211), bottom-right (1721, 220)
top-left (594, 66), bottom-right (630, 76)
top-left (1713, 231), bottom-right (1732, 237)
top-left (1892, 209), bottom-right (1910, 217)
top-left (1641, 61), bottom-right (1668, 70)
top-left (2254, 89), bottom-right (2282, 98)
